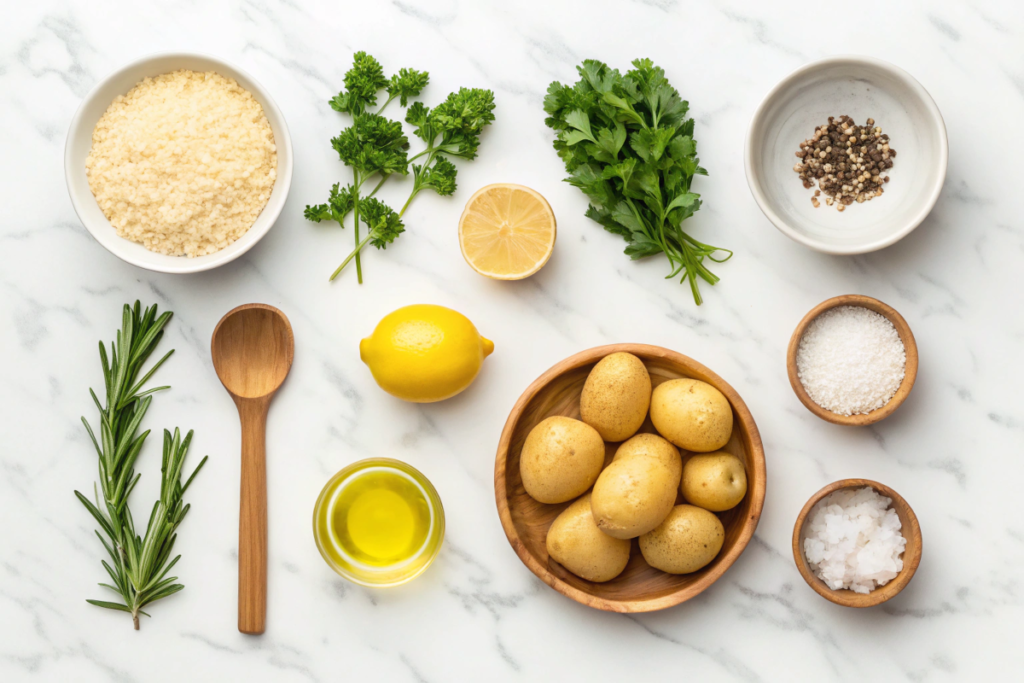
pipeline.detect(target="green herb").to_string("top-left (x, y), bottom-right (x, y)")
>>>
top-left (544, 59), bottom-right (731, 305)
top-left (328, 51), bottom-right (390, 115)
top-left (305, 52), bottom-right (496, 282)
top-left (386, 68), bottom-right (431, 109)
top-left (76, 302), bottom-right (208, 629)
top-left (331, 196), bottom-right (405, 276)
top-left (404, 88), bottom-right (495, 209)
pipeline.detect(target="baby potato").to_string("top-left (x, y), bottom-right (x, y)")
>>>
top-left (613, 433), bottom-right (682, 482)
top-left (580, 352), bottom-right (651, 442)
top-left (521, 416), bottom-right (606, 504)
top-left (650, 379), bottom-right (733, 452)
top-left (639, 505), bottom-right (725, 574)
top-left (546, 494), bottom-right (631, 583)
top-left (681, 451), bottom-right (747, 512)
top-left (590, 455), bottom-right (679, 539)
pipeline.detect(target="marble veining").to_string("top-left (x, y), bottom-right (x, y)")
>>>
top-left (2, 0), bottom-right (1023, 680)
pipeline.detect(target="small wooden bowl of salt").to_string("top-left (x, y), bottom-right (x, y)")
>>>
top-left (787, 294), bottom-right (918, 426)
top-left (793, 479), bottom-right (922, 607)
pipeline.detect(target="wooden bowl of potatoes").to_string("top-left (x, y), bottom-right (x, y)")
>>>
top-left (495, 344), bottom-right (766, 612)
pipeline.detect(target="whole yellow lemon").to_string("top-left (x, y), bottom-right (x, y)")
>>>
top-left (360, 304), bottom-right (494, 403)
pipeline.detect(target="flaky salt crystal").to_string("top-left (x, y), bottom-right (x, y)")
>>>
top-left (803, 487), bottom-right (907, 594)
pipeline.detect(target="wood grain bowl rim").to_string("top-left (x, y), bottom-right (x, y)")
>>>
top-left (786, 295), bottom-right (918, 426)
top-left (792, 478), bottom-right (923, 608)
top-left (494, 343), bottom-right (767, 613)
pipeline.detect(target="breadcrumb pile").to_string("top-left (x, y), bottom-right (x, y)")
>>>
top-left (86, 70), bottom-right (277, 257)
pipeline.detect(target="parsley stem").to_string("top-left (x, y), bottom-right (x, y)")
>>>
top-left (398, 190), bottom-right (417, 218)
top-left (328, 172), bottom-right (403, 281)
top-left (331, 233), bottom-right (374, 280)
top-left (367, 175), bottom-right (388, 198)
top-left (332, 181), bottom-right (421, 279)
top-left (352, 171), bottom-right (363, 283)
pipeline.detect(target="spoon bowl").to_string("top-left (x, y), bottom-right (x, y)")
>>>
top-left (211, 303), bottom-right (294, 635)
top-left (213, 305), bottom-right (294, 399)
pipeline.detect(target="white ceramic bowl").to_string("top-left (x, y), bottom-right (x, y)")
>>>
top-left (65, 53), bottom-right (293, 273)
top-left (745, 56), bottom-right (947, 254)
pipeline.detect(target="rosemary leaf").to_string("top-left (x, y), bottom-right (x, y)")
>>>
top-left (86, 599), bottom-right (134, 613)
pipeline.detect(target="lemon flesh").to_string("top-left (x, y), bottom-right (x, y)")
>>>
top-left (360, 304), bottom-right (494, 403)
top-left (459, 184), bottom-right (556, 280)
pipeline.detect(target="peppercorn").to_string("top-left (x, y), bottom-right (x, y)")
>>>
top-left (792, 115), bottom-right (895, 211)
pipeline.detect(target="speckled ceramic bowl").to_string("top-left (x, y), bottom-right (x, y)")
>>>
top-left (745, 56), bottom-right (947, 254)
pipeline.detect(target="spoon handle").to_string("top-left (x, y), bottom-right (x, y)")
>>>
top-left (237, 397), bottom-right (270, 635)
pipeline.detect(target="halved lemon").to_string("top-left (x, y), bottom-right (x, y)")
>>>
top-left (458, 184), bottom-right (556, 280)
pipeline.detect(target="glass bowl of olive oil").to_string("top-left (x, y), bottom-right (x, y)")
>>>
top-left (313, 458), bottom-right (445, 587)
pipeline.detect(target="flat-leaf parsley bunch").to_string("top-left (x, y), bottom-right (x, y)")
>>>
top-left (305, 52), bottom-right (496, 282)
top-left (544, 59), bottom-right (730, 305)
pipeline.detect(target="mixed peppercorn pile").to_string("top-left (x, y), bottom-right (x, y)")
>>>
top-left (794, 115), bottom-right (896, 211)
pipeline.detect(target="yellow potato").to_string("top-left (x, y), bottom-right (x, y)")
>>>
top-left (613, 433), bottom-right (681, 482)
top-left (546, 494), bottom-right (631, 582)
top-left (681, 451), bottom-right (747, 512)
top-left (520, 416), bottom-right (606, 504)
top-left (580, 352), bottom-right (651, 442)
top-left (650, 379), bottom-right (733, 452)
top-left (590, 455), bottom-right (679, 539)
top-left (639, 505), bottom-right (725, 574)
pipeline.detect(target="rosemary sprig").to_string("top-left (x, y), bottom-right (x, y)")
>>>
top-left (76, 302), bottom-right (208, 630)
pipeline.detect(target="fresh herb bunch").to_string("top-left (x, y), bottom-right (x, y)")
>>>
top-left (544, 59), bottom-right (731, 304)
top-left (77, 302), bottom-right (207, 629)
top-left (305, 51), bottom-right (496, 282)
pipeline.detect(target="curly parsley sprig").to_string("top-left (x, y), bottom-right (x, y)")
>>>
top-left (305, 52), bottom-right (496, 282)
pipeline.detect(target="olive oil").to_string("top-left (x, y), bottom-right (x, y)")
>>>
top-left (314, 459), bottom-right (444, 586)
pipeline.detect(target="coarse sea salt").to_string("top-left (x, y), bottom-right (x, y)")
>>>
top-left (796, 305), bottom-right (906, 416)
top-left (803, 487), bottom-right (906, 594)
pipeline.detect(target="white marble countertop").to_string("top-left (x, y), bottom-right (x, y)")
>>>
top-left (3, 1), bottom-right (1023, 680)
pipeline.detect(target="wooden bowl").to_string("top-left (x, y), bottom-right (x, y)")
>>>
top-left (787, 294), bottom-right (918, 426)
top-left (792, 478), bottom-right (922, 607)
top-left (494, 344), bottom-right (766, 612)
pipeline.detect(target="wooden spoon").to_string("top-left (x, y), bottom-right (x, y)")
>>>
top-left (211, 304), bottom-right (294, 635)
